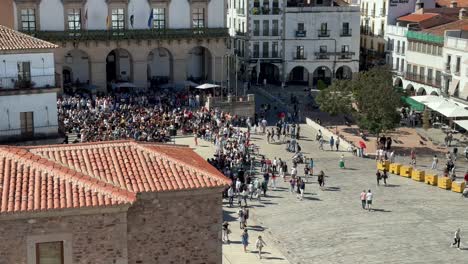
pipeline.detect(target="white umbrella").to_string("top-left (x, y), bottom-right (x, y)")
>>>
top-left (196, 83), bottom-right (220, 89)
top-left (115, 82), bottom-right (137, 88)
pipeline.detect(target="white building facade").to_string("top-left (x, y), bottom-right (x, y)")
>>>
top-left (359, 0), bottom-right (435, 69)
top-left (0, 25), bottom-right (59, 141)
top-left (443, 29), bottom-right (468, 100)
top-left (228, 0), bottom-right (360, 87)
top-left (10, 0), bottom-right (229, 92)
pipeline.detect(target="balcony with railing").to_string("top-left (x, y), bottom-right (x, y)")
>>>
top-left (315, 53), bottom-right (329, 60)
top-left (341, 29), bottom-right (352, 37)
top-left (236, 8), bottom-right (245, 15)
top-left (292, 52), bottom-right (307, 60)
top-left (26, 28), bottom-right (229, 42)
top-left (404, 72), bottom-right (442, 88)
top-left (380, 8), bottom-right (386, 17)
top-left (318, 30), bottom-right (330, 37)
top-left (386, 25), bottom-right (407, 37)
top-left (361, 8), bottom-right (368, 15)
top-left (406, 31), bottom-right (444, 45)
top-left (296, 30), bottom-right (306, 37)
top-left (370, 9), bottom-right (375, 17)
top-left (0, 74), bottom-right (57, 90)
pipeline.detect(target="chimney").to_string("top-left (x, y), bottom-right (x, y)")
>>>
top-left (460, 8), bottom-right (467, 19)
top-left (415, 0), bottom-right (424, 11)
top-left (450, 0), bottom-right (458, 8)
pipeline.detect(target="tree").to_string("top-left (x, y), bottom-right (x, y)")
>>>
top-left (317, 79), bottom-right (327, 90)
top-left (352, 67), bottom-right (401, 135)
top-left (422, 109), bottom-right (431, 131)
top-left (316, 79), bottom-right (353, 117)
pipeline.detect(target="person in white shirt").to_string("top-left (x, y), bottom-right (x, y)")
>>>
top-left (431, 155), bottom-right (438, 170)
top-left (255, 235), bottom-right (267, 259)
top-left (451, 228), bottom-right (461, 249)
top-left (366, 189), bottom-right (373, 211)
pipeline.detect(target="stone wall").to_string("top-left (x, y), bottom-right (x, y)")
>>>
top-left (0, 211), bottom-right (128, 264)
top-left (127, 188), bottom-right (224, 264)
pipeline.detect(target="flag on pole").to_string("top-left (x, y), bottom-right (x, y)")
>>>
top-left (106, 15), bottom-right (110, 29)
top-left (84, 8), bottom-right (88, 28)
top-left (147, 9), bottom-right (154, 28)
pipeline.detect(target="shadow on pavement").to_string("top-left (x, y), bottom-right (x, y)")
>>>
top-left (303, 196), bottom-right (321, 201)
top-left (384, 184), bottom-right (401, 188)
top-left (247, 225), bottom-right (265, 232)
top-left (371, 208), bottom-right (392, 213)
top-left (324, 186), bottom-right (341, 191)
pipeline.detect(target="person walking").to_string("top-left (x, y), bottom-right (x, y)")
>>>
top-left (451, 228), bottom-right (461, 249)
top-left (339, 154), bottom-right (345, 169)
top-left (299, 178), bottom-right (305, 200)
top-left (431, 155), bottom-right (438, 170)
top-left (366, 189), bottom-right (373, 211)
top-left (227, 186), bottom-right (234, 207)
top-left (194, 130), bottom-right (199, 146)
top-left (376, 170), bottom-right (381, 186)
top-left (360, 190), bottom-right (367, 209)
top-left (255, 235), bottom-right (267, 259)
top-left (318, 170), bottom-right (325, 189)
top-left (241, 229), bottom-right (249, 253)
top-left (309, 158), bottom-right (314, 176)
top-left (410, 149), bottom-right (416, 167)
top-left (336, 137), bottom-right (340, 151)
top-left (382, 169), bottom-right (388, 186)
top-left (222, 221), bottom-right (231, 243)
top-left (290, 178), bottom-right (296, 194)
top-left (238, 207), bottom-right (245, 229)
top-left (329, 136), bottom-right (335, 151)
top-left (319, 137), bottom-right (324, 150)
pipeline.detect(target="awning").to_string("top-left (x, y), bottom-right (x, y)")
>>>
top-left (455, 120), bottom-right (468, 130)
top-left (401, 96), bottom-right (425, 111)
top-left (448, 79), bottom-right (460, 96)
top-left (196, 83), bottom-right (221, 89)
top-left (411, 95), bottom-right (442, 105)
top-left (411, 95), bottom-right (468, 118)
top-left (459, 82), bottom-right (468, 101)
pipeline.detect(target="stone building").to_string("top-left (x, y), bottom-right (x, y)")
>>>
top-left (0, 25), bottom-right (59, 141)
top-left (0, 141), bottom-right (230, 264)
top-left (6, 0), bottom-right (229, 92)
top-left (227, 0), bottom-right (360, 87)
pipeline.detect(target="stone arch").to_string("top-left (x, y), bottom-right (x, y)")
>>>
top-left (288, 66), bottom-right (310, 85)
top-left (416, 87), bottom-right (426, 96)
top-left (430, 91), bottom-right (439, 96)
top-left (259, 63), bottom-right (280, 84)
top-left (406, 84), bottom-right (415, 95)
top-left (106, 48), bottom-right (133, 85)
top-left (63, 49), bottom-right (90, 85)
top-left (147, 47), bottom-right (173, 88)
top-left (312, 66), bottom-right (332, 86)
top-left (336, 65), bottom-right (353, 80)
top-left (186, 46), bottom-right (213, 83)
top-left (393, 77), bottom-right (403, 88)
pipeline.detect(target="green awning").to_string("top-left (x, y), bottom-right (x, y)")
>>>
top-left (401, 96), bottom-right (425, 111)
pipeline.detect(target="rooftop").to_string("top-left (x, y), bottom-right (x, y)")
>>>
top-left (398, 13), bottom-right (440, 23)
top-left (0, 25), bottom-right (57, 51)
top-left (422, 19), bottom-right (468, 36)
top-left (436, 0), bottom-right (468, 7)
top-left (0, 141), bottom-right (230, 214)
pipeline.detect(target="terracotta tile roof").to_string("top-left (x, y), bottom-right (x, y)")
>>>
top-left (0, 25), bottom-right (57, 51)
top-left (436, 0), bottom-right (468, 7)
top-left (422, 19), bottom-right (468, 35)
top-left (398, 13), bottom-right (440, 22)
top-left (0, 141), bottom-right (230, 214)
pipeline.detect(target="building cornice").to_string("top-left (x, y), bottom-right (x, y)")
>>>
top-left (106, 0), bottom-right (129, 3)
top-left (14, 0), bottom-right (41, 4)
top-left (61, 0), bottom-right (87, 4)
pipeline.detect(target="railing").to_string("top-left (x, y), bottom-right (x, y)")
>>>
top-left (445, 36), bottom-right (468, 50)
top-left (0, 75), bottom-right (56, 89)
top-left (236, 8), bottom-right (245, 15)
top-left (235, 31), bottom-right (246, 36)
top-left (378, 30), bottom-right (384, 37)
top-left (26, 28), bottom-right (229, 42)
top-left (406, 30), bottom-right (444, 44)
top-left (272, 7), bottom-right (281, 14)
top-left (386, 25), bottom-right (407, 37)
top-left (361, 8), bottom-right (368, 15)
top-left (315, 53), bottom-right (329, 60)
top-left (380, 8), bottom-right (386, 16)
top-left (445, 63), bottom-right (451, 73)
top-left (340, 29), bottom-right (352, 37)
top-left (0, 125), bottom-right (59, 139)
top-left (318, 30), bottom-right (330, 37)
top-left (262, 53), bottom-right (269, 58)
top-left (370, 9), bottom-right (375, 17)
top-left (404, 72), bottom-right (441, 87)
top-left (253, 30), bottom-right (260, 36)
top-left (296, 30), bottom-right (306, 37)
top-left (292, 52), bottom-right (307, 60)
top-left (272, 29), bottom-right (279, 36)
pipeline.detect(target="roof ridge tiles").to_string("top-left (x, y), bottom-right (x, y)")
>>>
top-left (133, 142), bottom-right (231, 187)
top-left (0, 147), bottom-right (136, 203)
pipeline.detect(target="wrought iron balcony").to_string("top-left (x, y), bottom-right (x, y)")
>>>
top-left (236, 8), bottom-right (245, 15)
top-left (315, 53), bottom-right (329, 60)
top-left (318, 30), bottom-right (330, 37)
top-left (292, 52), bottom-right (307, 60)
top-left (296, 30), bottom-right (306, 37)
top-left (25, 28), bottom-right (229, 42)
top-left (340, 29), bottom-right (352, 37)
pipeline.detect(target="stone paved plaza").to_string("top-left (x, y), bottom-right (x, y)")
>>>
top-left (177, 124), bottom-right (468, 264)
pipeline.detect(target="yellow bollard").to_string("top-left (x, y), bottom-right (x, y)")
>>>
top-left (389, 163), bottom-right (401, 175)
top-left (411, 170), bottom-right (425, 182)
top-left (425, 174), bottom-right (438, 186)
top-left (400, 165), bottom-right (412, 178)
top-left (438, 177), bottom-right (452, 190)
top-left (451, 181), bottom-right (466, 193)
